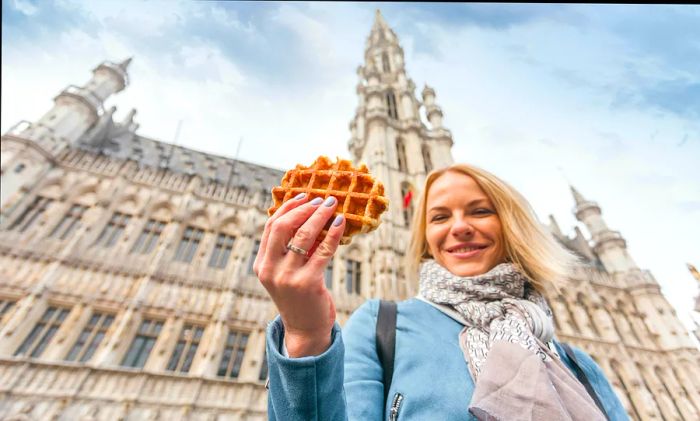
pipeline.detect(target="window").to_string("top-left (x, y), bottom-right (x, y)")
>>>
top-left (15, 306), bottom-right (70, 358)
top-left (385, 91), bottom-right (398, 119)
top-left (0, 299), bottom-right (16, 327)
top-left (121, 319), bottom-right (163, 368)
top-left (131, 219), bottom-right (166, 254)
top-left (248, 240), bottom-right (260, 274)
top-left (401, 184), bottom-right (414, 227)
top-left (173, 226), bottom-right (204, 263)
top-left (8, 196), bottom-right (52, 232)
top-left (94, 212), bottom-right (131, 248)
top-left (345, 259), bottom-right (362, 295)
top-left (65, 312), bottom-right (114, 362)
top-left (324, 260), bottom-right (334, 290)
top-left (49, 204), bottom-right (88, 240)
top-left (209, 233), bottom-right (236, 269)
top-left (396, 138), bottom-right (407, 172)
top-left (382, 52), bottom-right (391, 72)
top-left (217, 329), bottom-right (249, 378)
top-left (259, 348), bottom-right (269, 381)
top-left (422, 144), bottom-right (433, 173)
top-left (167, 324), bottom-right (204, 373)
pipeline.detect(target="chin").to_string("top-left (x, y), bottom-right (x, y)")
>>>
top-left (441, 257), bottom-right (502, 278)
top-left (453, 267), bottom-right (489, 277)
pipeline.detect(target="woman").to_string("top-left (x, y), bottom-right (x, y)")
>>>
top-left (254, 164), bottom-right (628, 420)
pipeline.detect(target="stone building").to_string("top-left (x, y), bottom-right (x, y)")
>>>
top-left (1, 10), bottom-right (698, 421)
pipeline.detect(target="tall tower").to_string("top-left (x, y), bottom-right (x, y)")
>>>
top-left (0, 58), bottom-right (131, 209)
top-left (347, 10), bottom-right (454, 299)
top-left (571, 186), bottom-right (693, 349)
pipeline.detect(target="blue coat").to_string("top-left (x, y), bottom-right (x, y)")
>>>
top-left (266, 298), bottom-right (629, 420)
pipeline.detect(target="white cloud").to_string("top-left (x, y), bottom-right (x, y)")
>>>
top-left (10, 0), bottom-right (38, 16)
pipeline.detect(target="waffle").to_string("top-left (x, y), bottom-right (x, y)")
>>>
top-left (268, 156), bottom-right (389, 245)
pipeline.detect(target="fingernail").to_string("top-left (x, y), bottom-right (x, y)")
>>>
top-left (294, 193), bottom-right (306, 200)
top-left (310, 197), bottom-right (323, 206)
top-left (332, 214), bottom-right (344, 226)
top-left (324, 196), bottom-right (337, 207)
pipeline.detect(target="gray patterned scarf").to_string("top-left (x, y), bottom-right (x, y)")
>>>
top-left (418, 260), bottom-right (606, 421)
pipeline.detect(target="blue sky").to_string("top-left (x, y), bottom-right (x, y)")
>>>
top-left (3, 1), bottom-right (699, 335)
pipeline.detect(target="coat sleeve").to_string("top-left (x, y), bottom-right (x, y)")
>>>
top-left (264, 299), bottom-right (385, 421)
top-left (566, 345), bottom-right (631, 421)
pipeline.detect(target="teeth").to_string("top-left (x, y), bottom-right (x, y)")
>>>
top-left (452, 247), bottom-right (480, 253)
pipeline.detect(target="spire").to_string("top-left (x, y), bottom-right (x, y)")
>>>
top-left (122, 108), bottom-right (137, 125)
top-left (368, 9), bottom-right (395, 48)
top-left (548, 214), bottom-right (563, 237)
top-left (118, 57), bottom-right (132, 70)
top-left (373, 9), bottom-right (388, 30)
top-left (570, 185), bottom-right (587, 206)
top-left (688, 263), bottom-right (700, 283)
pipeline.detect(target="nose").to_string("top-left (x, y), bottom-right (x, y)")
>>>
top-left (450, 216), bottom-right (474, 237)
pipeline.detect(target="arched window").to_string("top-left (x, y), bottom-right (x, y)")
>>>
top-left (555, 295), bottom-right (580, 334)
top-left (635, 362), bottom-right (665, 419)
top-left (421, 144), bottom-right (432, 173)
top-left (345, 258), bottom-right (362, 295)
top-left (610, 360), bottom-right (643, 421)
top-left (653, 366), bottom-right (686, 420)
top-left (576, 292), bottom-right (601, 337)
top-left (396, 138), bottom-right (407, 172)
top-left (617, 300), bottom-right (642, 344)
top-left (385, 90), bottom-right (398, 120)
top-left (382, 52), bottom-right (391, 72)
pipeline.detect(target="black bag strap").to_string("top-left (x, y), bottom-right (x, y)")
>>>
top-left (561, 343), bottom-right (609, 420)
top-left (376, 299), bottom-right (397, 409)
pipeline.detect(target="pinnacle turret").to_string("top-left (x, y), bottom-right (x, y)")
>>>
top-left (570, 186), bottom-right (638, 274)
top-left (570, 185), bottom-right (587, 206)
top-left (118, 57), bottom-right (132, 71)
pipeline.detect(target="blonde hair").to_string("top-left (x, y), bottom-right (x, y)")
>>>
top-left (406, 164), bottom-right (579, 292)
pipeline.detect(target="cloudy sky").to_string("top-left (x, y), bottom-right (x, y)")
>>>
top-left (3, 1), bottom-right (699, 335)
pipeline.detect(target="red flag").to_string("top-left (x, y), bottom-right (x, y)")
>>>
top-left (402, 189), bottom-right (413, 209)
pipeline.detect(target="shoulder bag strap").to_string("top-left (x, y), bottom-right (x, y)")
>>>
top-left (561, 343), bottom-right (609, 420)
top-left (376, 299), bottom-right (397, 410)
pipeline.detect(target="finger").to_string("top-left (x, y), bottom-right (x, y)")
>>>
top-left (256, 192), bottom-right (308, 271)
top-left (286, 196), bottom-right (340, 264)
top-left (306, 213), bottom-right (345, 273)
top-left (266, 196), bottom-right (326, 258)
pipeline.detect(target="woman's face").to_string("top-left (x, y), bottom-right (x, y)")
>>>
top-left (425, 171), bottom-right (506, 277)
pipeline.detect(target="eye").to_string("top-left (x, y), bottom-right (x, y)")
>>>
top-left (473, 208), bottom-right (494, 215)
top-left (430, 214), bottom-right (447, 222)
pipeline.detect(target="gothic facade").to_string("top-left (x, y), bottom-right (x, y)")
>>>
top-left (0, 11), bottom-right (698, 421)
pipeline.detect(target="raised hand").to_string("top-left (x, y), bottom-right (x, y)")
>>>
top-left (254, 193), bottom-right (345, 357)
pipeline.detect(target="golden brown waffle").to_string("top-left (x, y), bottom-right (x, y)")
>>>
top-left (268, 156), bottom-right (389, 245)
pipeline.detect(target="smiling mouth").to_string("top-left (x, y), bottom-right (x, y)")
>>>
top-left (449, 246), bottom-right (486, 253)
top-left (445, 243), bottom-right (489, 258)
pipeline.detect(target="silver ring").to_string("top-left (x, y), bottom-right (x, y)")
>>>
top-left (286, 242), bottom-right (308, 256)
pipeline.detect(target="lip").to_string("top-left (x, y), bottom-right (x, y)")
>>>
top-left (445, 243), bottom-right (488, 253)
top-left (444, 243), bottom-right (488, 259)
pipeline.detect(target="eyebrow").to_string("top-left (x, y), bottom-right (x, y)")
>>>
top-left (428, 198), bottom-right (490, 213)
